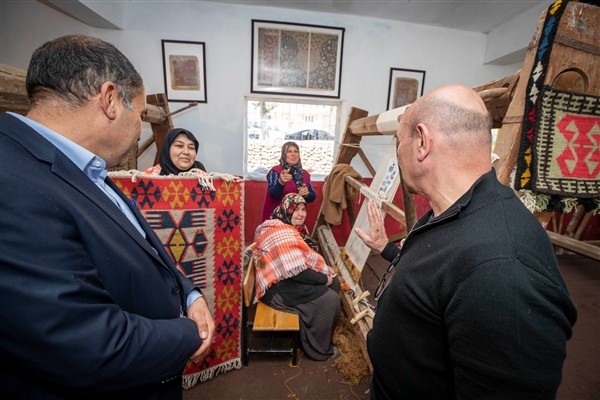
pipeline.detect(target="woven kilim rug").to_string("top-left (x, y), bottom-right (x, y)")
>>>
top-left (110, 174), bottom-right (244, 390)
top-left (515, 0), bottom-right (599, 212)
top-left (515, 0), bottom-right (569, 192)
top-left (532, 86), bottom-right (600, 198)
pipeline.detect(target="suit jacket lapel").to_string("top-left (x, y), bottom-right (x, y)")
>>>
top-left (1, 113), bottom-right (168, 267)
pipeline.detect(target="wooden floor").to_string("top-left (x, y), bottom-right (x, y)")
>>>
top-left (556, 254), bottom-right (600, 400)
top-left (184, 253), bottom-right (599, 400)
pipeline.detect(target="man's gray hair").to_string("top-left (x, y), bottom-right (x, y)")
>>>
top-left (408, 96), bottom-right (492, 142)
top-left (26, 35), bottom-right (144, 109)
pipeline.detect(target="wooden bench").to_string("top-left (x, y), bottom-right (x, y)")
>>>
top-left (242, 255), bottom-right (300, 366)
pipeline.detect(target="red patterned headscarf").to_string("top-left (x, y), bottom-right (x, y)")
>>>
top-left (271, 193), bottom-right (319, 249)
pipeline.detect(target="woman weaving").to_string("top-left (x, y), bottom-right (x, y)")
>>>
top-left (252, 193), bottom-right (340, 361)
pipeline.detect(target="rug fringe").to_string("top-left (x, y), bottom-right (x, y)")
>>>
top-left (108, 169), bottom-right (240, 192)
top-left (182, 359), bottom-right (242, 390)
top-left (516, 190), bottom-right (600, 214)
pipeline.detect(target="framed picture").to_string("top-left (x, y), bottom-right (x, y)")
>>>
top-left (161, 39), bottom-right (207, 103)
top-left (251, 20), bottom-right (345, 98)
top-left (386, 68), bottom-right (426, 110)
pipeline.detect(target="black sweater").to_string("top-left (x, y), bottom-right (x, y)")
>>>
top-left (368, 170), bottom-right (577, 399)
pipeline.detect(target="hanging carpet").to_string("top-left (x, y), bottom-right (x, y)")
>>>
top-left (111, 174), bottom-right (244, 390)
top-left (514, 0), bottom-right (599, 212)
top-left (531, 86), bottom-right (600, 197)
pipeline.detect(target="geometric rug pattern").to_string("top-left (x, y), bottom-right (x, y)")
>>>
top-left (112, 176), bottom-right (244, 389)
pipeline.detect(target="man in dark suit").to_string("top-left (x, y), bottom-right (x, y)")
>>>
top-left (0, 34), bottom-right (215, 399)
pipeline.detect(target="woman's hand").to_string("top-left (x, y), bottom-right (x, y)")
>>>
top-left (297, 184), bottom-right (309, 197)
top-left (279, 169), bottom-right (292, 185)
top-left (326, 266), bottom-right (336, 286)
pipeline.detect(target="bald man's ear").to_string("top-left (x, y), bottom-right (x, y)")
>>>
top-left (416, 124), bottom-right (430, 161)
top-left (99, 81), bottom-right (118, 121)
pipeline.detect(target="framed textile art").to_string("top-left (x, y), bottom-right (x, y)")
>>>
top-left (110, 174), bottom-right (243, 389)
top-left (162, 39), bottom-right (207, 103)
top-left (251, 19), bottom-right (345, 98)
top-left (386, 68), bottom-right (425, 111)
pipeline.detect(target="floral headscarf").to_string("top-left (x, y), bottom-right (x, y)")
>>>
top-left (270, 193), bottom-right (315, 248)
top-left (279, 141), bottom-right (305, 188)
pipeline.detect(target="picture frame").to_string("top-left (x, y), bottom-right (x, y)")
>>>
top-left (161, 39), bottom-right (207, 103)
top-left (386, 68), bottom-right (426, 110)
top-left (251, 19), bottom-right (345, 98)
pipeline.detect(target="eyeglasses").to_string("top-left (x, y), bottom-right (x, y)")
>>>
top-left (374, 252), bottom-right (401, 301)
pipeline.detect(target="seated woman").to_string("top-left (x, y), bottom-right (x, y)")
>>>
top-left (252, 193), bottom-right (340, 361)
top-left (145, 128), bottom-right (206, 175)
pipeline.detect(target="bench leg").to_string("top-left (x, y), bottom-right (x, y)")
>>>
top-left (291, 332), bottom-right (299, 366)
top-left (243, 320), bottom-right (253, 366)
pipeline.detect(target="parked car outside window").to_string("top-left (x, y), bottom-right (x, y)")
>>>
top-left (248, 122), bottom-right (261, 139)
top-left (284, 129), bottom-right (333, 141)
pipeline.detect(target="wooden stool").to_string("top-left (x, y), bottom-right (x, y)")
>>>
top-left (242, 256), bottom-right (300, 366)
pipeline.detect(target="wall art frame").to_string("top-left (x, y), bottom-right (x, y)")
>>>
top-left (251, 19), bottom-right (345, 98)
top-left (162, 39), bottom-right (207, 103)
top-left (386, 68), bottom-right (426, 110)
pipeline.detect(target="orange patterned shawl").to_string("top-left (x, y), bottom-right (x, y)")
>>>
top-left (252, 219), bottom-right (328, 302)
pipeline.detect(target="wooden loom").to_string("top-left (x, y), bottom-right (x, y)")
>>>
top-left (313, 1), bottom-right (600, 370)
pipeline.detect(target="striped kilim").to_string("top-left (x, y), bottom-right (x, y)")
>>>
top-left (112, 176), bottom-right (244, 389)
top-left (515, 0), bottom-right (569, 192)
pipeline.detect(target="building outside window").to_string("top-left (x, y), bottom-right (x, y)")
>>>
top-left (245, 96), bottom-right (342, 179)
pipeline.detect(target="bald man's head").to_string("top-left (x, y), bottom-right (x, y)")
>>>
top-left (406, 84), bottom-right (492, 146)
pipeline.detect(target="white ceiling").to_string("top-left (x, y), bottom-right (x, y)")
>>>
top-left (200, 0), bottom-right (549, 33)
top-left (41, 0), bottom-right (550, 65)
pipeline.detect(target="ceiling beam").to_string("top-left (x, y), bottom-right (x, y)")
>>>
top-left (42, 0), bottom-right (123, 29)
top-left (484, 2), bottom-right (548, 65)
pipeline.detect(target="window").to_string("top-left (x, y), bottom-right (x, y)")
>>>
top-left (245, 96), bottom-right (342, 179)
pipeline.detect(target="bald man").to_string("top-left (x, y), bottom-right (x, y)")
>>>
top-left (356, 84), bottom-right (576, 399)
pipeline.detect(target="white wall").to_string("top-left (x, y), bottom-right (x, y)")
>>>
top-left (1, 1), bottom-right (527, 176)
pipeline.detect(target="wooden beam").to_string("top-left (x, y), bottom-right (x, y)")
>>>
top-left (0, 64), bottom-right (28, 115)
top-left (344, 176), bottom-right (407, 230)
top-left (145, 93), bottom-right (173, 165)
top-left (348, 106), bottom-right (406, 136)
top-left (357, 148), bottom-right (377, 177)
top-left (334, 107), bottom-right (369, 165)
top-left (547, 231), bottom-right (600, 261)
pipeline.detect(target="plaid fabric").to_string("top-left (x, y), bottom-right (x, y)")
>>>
top-left (252, 219), bottom-right (328, 302)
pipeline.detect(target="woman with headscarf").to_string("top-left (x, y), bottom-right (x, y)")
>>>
top-left (261, 141), bottom-right (316, 221)
top-left (145, 128), bottom-right (206, 175)
top-left (252, 193), bottom-right (340, 361)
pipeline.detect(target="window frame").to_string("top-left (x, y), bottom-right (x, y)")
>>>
top-left (244, 94), bottom-right (344, 180)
